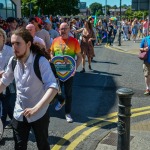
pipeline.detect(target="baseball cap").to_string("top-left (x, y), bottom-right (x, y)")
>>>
top-left (44, 19), bottom-right (52, 24)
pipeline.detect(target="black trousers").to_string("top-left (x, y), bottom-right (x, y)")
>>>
top-left (57, 77), bottom-right (73, 114)
top-left (11, 110), bottom-right (50, 150)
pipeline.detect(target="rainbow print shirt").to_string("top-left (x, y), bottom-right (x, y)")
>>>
top-left (50, 36), bottom-right (81, 58)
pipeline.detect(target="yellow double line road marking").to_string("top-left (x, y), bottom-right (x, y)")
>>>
top-left (105, 45), bottom-right (138, 55)
top-left (52, 106), bottom-right (150, 150)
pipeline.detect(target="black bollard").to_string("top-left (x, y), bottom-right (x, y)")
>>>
top-left (118, 30), bottom-right (122, 46)
top-left (116, 88), bottom-right (134, 150)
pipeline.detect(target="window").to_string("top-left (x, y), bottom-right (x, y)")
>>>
top-left (0, 0), bottom-right (16, 19)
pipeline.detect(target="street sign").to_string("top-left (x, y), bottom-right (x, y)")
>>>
top-left (79, 2), bottom-right (86, 9)
top-left (132, 0), bottom-right (149, 11)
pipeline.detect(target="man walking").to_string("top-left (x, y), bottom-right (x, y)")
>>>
top-left (0, 28), bottom-right (58, 150)
top-left (50, 22), bottom-right (82, 123)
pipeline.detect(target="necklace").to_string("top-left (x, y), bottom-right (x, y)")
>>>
top-left (59, 37), bottom-right (69, 55)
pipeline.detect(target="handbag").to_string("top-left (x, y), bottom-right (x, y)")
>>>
top-left (138, 38), bottom-right (148, 60)
top-left (138, 51), bottom-right (148, 60)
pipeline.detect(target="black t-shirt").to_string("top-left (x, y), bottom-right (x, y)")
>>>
top-left (107, 25), bottom-right (114, 36)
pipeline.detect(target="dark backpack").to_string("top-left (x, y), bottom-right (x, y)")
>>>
top-left (12, 54), bottom-right (58, 81)
top-left (11, 54), bottom-right (58, 104)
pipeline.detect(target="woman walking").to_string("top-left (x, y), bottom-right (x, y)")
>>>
top-left (77, 20), bottom-right (96, 73)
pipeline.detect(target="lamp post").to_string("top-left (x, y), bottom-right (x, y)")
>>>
top-left (105, 0), bottom-right (107, 17)
top-left (118, 0), bottom-right (122, 46)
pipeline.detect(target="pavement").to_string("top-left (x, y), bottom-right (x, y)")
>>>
top-left (95, 38), bottom-right (150, 150)
top-left (112, 38), bottom-right (141, 55)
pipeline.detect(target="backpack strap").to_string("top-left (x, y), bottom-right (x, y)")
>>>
top-left (34, 54), bottom-right (43, 83)
top-left (34, 54), bottom-right (58, 83)
top-left (11, 56), bottom-right (17, 71)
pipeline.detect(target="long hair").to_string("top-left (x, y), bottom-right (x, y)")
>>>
top-left (84, 20), bottom-right (94, 33)
top-left (12, 28), bottom-right (50, 59)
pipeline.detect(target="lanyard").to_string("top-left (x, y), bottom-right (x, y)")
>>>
top-left (59, 37), bottom-right (69, 55)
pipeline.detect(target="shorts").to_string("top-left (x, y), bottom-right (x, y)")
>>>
top-left (143, 28), bottom-right (148, 34)
top-left (143, 62), bottom-right (150, 77)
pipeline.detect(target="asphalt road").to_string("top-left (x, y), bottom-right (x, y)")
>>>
top-left (0, 44), bottom-right (149, 150)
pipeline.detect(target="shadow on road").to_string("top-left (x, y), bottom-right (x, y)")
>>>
top-left (49, 71), bottom-right (120, 124)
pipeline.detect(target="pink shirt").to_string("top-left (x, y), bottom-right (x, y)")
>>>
top-left (143, 21), bottom-right (148, 29)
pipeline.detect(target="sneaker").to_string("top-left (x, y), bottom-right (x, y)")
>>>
top-left (144, 89), bottom-right (150, 95)
top-left (5, 123), bottom-right (12, 129)
top-left (65, 114), bottom-right (73, 123)
top-left (55, 102), bottom-right (65, 111)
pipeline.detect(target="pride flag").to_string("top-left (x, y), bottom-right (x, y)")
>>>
top-left (94, 12), bottom-right (97, 27)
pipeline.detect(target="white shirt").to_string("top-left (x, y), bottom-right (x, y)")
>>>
top-left (0, 45), bottom-right (14, 71)
top-left (1, 52), bottom-right (58, 122)
top-left (34, 36), bottom-right (46, 47)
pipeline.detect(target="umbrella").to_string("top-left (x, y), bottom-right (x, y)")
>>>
top-left (110, 17), bottom-right (117, 21)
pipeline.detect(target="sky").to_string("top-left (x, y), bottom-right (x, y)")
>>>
top-left (81, 0), bottom-right (132, 7)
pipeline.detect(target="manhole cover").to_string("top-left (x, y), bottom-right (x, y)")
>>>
top-left (100, 132), bottom-right (134, 146)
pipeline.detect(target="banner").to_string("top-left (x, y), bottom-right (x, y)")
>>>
top-left (51, 55), bottom-right (76, 82)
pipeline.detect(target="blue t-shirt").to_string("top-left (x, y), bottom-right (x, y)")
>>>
top-left (140, 36), bottom-right (150, 62)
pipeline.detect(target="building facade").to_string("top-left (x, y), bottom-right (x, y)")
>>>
top-left (0, 0), bottom-right (21, 19)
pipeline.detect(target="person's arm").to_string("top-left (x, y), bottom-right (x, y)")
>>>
top-left (23, 87), bottom-right (58, 118)
top-left (45, 30), bottom-right (51, 51)
top-left (140, 38), bottom-right (148, 52)
top-left (0, 81), bottom-right (7, 94)
top-left (76, 52), bottom-right (82, 69)
top-left (75, 28), bottom-right (84, 34)
top-left (140, 46), bottom-right (148, 52)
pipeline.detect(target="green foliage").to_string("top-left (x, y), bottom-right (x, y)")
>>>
top-left (89, 2), bottom-right (103, 15)
top-left (124, 7), bottom-right (148, 20)
top-left (21, 0), bottom-right (80, 17)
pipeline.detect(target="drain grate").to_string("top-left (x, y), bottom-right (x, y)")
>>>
top-left (100, 132), bottom-right (134, 146)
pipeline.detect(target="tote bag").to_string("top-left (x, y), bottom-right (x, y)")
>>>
top-left (138, 38), bottom-right (148, 60)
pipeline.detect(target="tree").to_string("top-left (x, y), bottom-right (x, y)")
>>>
top-left (124, 7), bottom-right (148, 20)
top-left (89, 2), bottom-right (103, 15)
top-left (21, 0), bottom-right (80, 17)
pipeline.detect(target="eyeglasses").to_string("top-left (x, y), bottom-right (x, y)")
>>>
top-left (60, 28), bottom-right (68, 31)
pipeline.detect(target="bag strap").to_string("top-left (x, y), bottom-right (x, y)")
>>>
top-left (11, 56), bottom-right (17, 71)
top-left (34, 54), bottom-right (43, 83)
top-left (34, 55), bottom-right (58, 82)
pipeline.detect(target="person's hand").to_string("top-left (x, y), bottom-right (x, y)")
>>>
top-left (144, 47), bottom-right (149, 51)
top-left (23, 106), bottom-right (39, 118)
top-left (71, 69), bottom-right (76, 77)
top-left (88, 38), bottom-right (92, 42)
top-left (0, 71), bottom-right (4, 78)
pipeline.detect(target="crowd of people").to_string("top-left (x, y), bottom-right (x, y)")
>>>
top-left (0, 14), bottom-right (150, 149)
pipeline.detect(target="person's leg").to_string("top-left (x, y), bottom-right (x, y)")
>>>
top-left (144, 75), bottom-right (150, 89)
top-left (31, 110), bottom-right (50, 150)
top-left (11, 117), bottom-right (31, 150)
top-left (64, 77), bottom-right (73, 115)
top-left (0, 99), bottom-right (3, 140)
top-left (8, 93), bottom-right (16, 120)
top-left (55, 81), bottom-right (65, 111)
top-left (143, 63), bottom-right (150, 95)
top-left (1, 95), bottom-right (8, 127)
top-left (80, 54), bottom-right (86, 73)
top-left (88, 57), bottom-right (92, 70)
